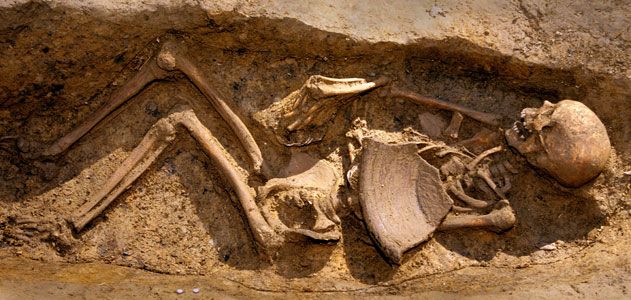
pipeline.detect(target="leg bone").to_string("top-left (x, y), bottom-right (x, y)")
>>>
top-left (71, 105), bottom-right (282, 251)
top-left (159, 41), bottom-right (264, 174)
top-left (44, 39), bottom-right (265, 175)
top-left (72, 118), bottom-right (176, 231)
top-left (44, 57), bottom-right (168, 156)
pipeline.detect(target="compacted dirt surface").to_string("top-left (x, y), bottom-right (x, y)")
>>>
top-left (0, 0), bottom-right (629, 299)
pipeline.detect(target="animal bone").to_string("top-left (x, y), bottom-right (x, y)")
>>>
top-left (385, 86), bottom-right (501, 126)
top-left (254, 76), bottom-right (388, 147)
top-left (257, 153), bottom-right (342, 241)
top-left (43, 39), bottom-right (265, 173)
top-left (70, 105), bottom-right (282, 251)
top-left (505, 100), bottom-right (610, 187)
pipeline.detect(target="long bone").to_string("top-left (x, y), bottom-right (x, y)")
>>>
top-left (70, 105), bottom-right (281, 251)
top-left (386, 86), bottom-right (501, 126)
top-left (44, 40), bottom-right (264, 174)
top-left (439, 199), bottom-right (516, 232)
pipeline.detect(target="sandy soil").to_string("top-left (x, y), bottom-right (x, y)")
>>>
top-left (0, 0), bottom-right (629, 298)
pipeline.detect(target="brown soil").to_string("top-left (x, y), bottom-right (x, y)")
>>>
top-left (1, 0), bottom-right (629, 298)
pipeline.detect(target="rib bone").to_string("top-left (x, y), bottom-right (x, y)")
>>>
top-left (447, 180), bottom-right (492, 209)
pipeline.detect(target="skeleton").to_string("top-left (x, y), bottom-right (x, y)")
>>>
top-left (6, 38), bottom-right (609, 263)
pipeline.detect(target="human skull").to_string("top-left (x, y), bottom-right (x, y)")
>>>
top-left (505, 100), bottom-right (610, 187)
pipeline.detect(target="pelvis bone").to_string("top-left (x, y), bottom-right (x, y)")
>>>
top-left (257, 153), bottom-right (343, 241)
top-left (254, 75), bottom-right (388, 146)
top-left (506, 100), bottom-right (611, 187)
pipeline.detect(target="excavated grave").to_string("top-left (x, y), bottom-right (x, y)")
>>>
top-left (0, 1), bottom-right (629, 298)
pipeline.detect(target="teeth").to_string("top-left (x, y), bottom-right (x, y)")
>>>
top-left (511, 121), bottom-right (530, 140)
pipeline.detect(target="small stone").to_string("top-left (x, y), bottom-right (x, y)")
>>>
top-left (539, 243), bottom-right (557, 251)
top-left (145, 102), bottom-right (160, 117)
top-left (192, 288), bottom-right (200, 294)
top-left (624, 171), bottom-right (631, 176)
top-left (427, 4), bottom-right (446, 18)
top-left (175, 289), bottom-right (184, 294)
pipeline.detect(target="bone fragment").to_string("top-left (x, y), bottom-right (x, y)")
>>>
top-left (388, 87), bottom-right (501, 126)
top-left (492, 163), bottom-right (512, 194)
top-left (453, 128), bottom-right (500, 153)
top-left (443, 111), bottom-right (464, 139)
top-left (477, 166), bottom-right (507, 199)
